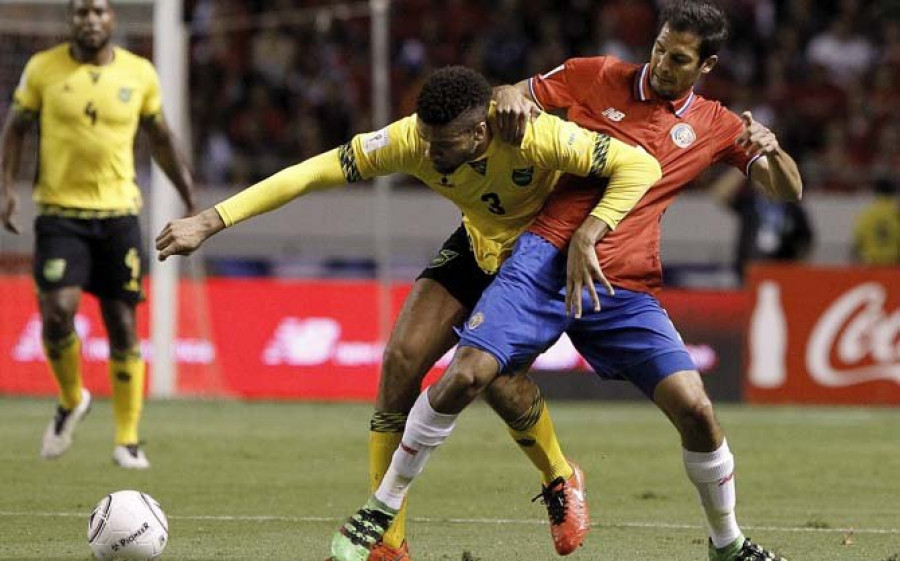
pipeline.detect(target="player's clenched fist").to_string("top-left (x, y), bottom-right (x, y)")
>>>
top-left (155, 207), bottom-right (225, 261)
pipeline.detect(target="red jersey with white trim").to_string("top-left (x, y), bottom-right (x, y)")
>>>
top-left (529, 56), bottom-right (760, 293)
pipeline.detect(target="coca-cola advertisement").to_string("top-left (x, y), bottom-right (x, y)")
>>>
top-left (745, 264), bottom-right (900, 405)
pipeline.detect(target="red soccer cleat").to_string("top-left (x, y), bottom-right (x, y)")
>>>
top-left (533, 461), bottom-right (590, 555)
top-left (367, 540), bottom-right (411, 561)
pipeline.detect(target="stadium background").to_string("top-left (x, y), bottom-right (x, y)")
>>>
top-left (0, 2), bottom-right (898, 560)
top-left (1, 0), bottom-right (897, 404)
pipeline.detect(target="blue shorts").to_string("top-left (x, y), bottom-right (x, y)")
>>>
top-left (458, 232), bottom-right (696, 397)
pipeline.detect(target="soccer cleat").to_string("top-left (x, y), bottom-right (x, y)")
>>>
top-left (532, 460), bottom-right (590, 555)
top-left (41, 388), bottom-right (92, 459)
top-left (331, 496), bottom-right (398, 561)
top-left (709, 536), bottom-right (788, 561)
top-left (368, 540), bottom-right (410, 561)
top-left (113, 443), bottom-right (151, 470)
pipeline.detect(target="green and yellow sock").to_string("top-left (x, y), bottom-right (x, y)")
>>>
top-left (369, 411), bottom-right (408, 548)
top-left (507, 392), bottom-right (573, 485)
top-left (43, 332), bottom-right (83, 411)
top-left (109, 348), bottom-right (145, 445)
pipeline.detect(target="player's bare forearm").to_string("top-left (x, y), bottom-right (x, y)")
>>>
top-left (0, 107), bottom-right (32, 234)
top-left (155, 207), bottom-right (224, 261)
top-left (738, 111), bottom-right (802, 202)
top-left (572, 215), bottom-right (611, 246)
top-left (144, 116), bottom-right (196, 213)
top-left (765, 147), bottom-right (803, 201)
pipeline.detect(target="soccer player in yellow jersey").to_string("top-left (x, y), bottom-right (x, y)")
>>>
top-left (0, 0), bottom-right (195, 469)
top-left (157, 66), bottom-right (660, 560)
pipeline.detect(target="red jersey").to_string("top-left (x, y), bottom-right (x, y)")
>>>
top-left (528, 56), bottom-right (760, 293)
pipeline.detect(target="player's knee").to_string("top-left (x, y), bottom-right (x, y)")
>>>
top-left (381, 342), bottom-right (426, 383)
top-left (41, 307), bottom-right (75, 340)
top-left (675, 397), bottom-right (718, 439)
top-left (446, 355), bottom-right (495, 398)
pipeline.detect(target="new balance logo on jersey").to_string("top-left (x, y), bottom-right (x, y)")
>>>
top-left (602, 107), bottom-right (626, 122)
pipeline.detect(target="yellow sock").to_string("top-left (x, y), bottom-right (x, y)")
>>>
top-left (43, 332), bottom-right (83, 410)
top-left (369, 412), bottom-right (408, 548)
top-left (109, 348), bottom-right (145, 445)
top-left (507, 394), bottom-right (573, 485)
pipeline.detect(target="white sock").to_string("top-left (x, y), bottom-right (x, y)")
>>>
top-left (683, 440), bottom-right (742, 549)
top-left (375, 389), bottom-right (457, 510)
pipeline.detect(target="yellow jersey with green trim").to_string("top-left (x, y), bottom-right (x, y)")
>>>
top-left (341, 111), bottom-right (626, 273)
top-left (13, 43), bottom-right (162, 212)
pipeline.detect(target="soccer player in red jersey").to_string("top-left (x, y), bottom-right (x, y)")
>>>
top-left (334, 2), bottom-right (801, 561)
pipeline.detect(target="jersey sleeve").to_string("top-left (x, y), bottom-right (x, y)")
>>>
top-left (522, 112), bottom-right (661, 230)
top-left (521, 112), bottom-right (601, 177)
top-left (141, 60), bottom-right (163, 118)
top-left (712, 107), bottom-right (762, 176)
top-left (346, 115), bottom-right (421, 180)
top-left (12, 55), bottom-right (43, 112)
top-left (528, 57), bottom-right (608, 112)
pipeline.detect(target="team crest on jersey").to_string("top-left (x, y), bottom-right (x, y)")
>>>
top-left (467, 312), bottom-right (485, 330)
top-left (512, 166), bottom-right (534, 186)
top-left (670, 123), bottom-right (696, 148)
top-left (427, 249), bottom-right (459, 269)
top-left (468, 159), bottom-right (487, 176)
top-left (43, 259), bottom-right (66, 282)
top-left (118, 87), bottom-right (134, 103)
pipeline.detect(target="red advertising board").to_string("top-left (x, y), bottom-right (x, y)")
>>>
top-left (746, 265), bottom-right (900, 405)
top-left (1, 276), bottom-right (745, 401)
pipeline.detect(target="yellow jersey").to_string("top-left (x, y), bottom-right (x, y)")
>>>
top-left (341, 111), bottom-right (632, 273)
top-left (853, 197), bottom-right (900, 265)
top-left (13, 43), bottom-right (162, 212)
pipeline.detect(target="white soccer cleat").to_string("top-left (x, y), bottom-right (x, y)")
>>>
top-left (41, 388), bottom-right (92, 460)
top-left (112, 444), bottom-right (150, 470)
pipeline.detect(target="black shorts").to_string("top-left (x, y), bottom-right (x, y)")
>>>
top-left (33, 215), bottom-right (145, 304)
top-left (416, 225), bottom-right (495, 310)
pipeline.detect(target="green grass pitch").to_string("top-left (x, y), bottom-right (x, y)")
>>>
top-left (1, 397), bottom-right (898, 560)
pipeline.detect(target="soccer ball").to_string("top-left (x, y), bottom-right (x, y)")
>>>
top-left (87, 490), bottom-right (169, 560)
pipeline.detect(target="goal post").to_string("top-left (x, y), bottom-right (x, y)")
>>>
top-left (149, 0), bottom-right (187, 398)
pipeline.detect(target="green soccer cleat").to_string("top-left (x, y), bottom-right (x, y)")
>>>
top-left (709, 536), bottom-right (788, 561)
top-left (331, 496), bottom-right (398, 561)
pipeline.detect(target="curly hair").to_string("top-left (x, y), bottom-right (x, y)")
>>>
top-left (660, 1), bottom-right (729, 60)
top-left (416, 66), bottom-right (492, 126)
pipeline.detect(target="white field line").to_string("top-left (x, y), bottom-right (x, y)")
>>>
top-left (0, 511), bottom-right (897, 535)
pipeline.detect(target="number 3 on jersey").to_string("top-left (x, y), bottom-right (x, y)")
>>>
top-left (481, 192), bottom-right (506, 215)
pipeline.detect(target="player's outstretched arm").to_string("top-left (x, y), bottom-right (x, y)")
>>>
top-left (0, 105), bottom-right (36, 234)
top-left (142, 114), bottom-right (197, 215)
top-left (154, 148), bottom-right (350, 261)
top-left (738, 111), bottom-right (803, 201)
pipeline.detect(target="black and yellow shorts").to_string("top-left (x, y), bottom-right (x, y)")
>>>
top-left (33, 209), bottom-right (145, 304)
top-left (416, 224), bottom-right (495, 310)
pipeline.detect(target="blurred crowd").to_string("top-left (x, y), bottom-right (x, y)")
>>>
top-left (0, 0), bottom-right (898, 192)
top-left (184, 0), bottom-right (899, 193)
